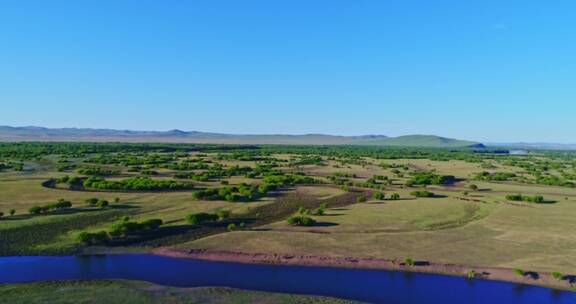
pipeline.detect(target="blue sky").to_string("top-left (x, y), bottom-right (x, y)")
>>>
top-left (0, 1), bottom-right (575, 143)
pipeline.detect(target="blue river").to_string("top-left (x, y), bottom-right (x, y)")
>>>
top-left (0, 254), bottom-right (574, 304)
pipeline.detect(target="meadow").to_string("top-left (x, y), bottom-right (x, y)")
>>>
top-left (1, 142), bottom-right (576, 288)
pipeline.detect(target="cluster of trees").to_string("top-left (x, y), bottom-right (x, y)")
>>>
top-left (186, 210), bottom-right (231, 225)
top-left (78, 167), bottom-right (121, 176)
top-left (298, 203), bottom-right (327, 216)
top-left (28, 199), bottom-right (72, 215)
top-left (77, 217), bottom-right (163, 245)
top-left (410, 190), bottom-right (435, 198)
top-left (0, 162), bottom-right (24, 172)
top-left (193, 183), bottom-right (269, 202)
top-left (86, 153), bottom-right (176, 166)
top-left (405, 172), bottom-right (455, 187)
top-left (473, 171), bottom-right (518, 182)
top-left (505, 194), bottom-right (546, 204)
top-left (166, 160), bottom-right (211, 171)
top-left (85, 198), bottom-right (111, 208)
top-left (373, 192), bottom-right (397, 200)
top-left (192, 174), bottom-right (316, 202)
top-left (82, 177), bottom-right (194, 191)
top-left (533, 174), bottom-right (574, 188)
top-left (0, 209), bottom-right (16, 219)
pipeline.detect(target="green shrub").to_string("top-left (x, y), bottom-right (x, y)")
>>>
top-left (287, 215), bottom-right (316, 226)
top-left (76, 231), bottom-right (109, 245)
top-left (96, 199), bottom-right (109, 208)
top-left (186, 212), bottom-right (219, 225)
top-left (227, 223), bottom-right (237, 231)
top-left (216, 209), bottom-right (231, 221)
top-left (404, 258), bottom-right (415, 267)
top-left (513, 268), bottom-right (525, 277)
top-left (390, 193), bottom-right (401, 200)
top-left (411, 190), bottom-right (434, 198)
top-left (373, 192), bottom-right (386, 200)
top-left (552, 272), bottom-right (564, 280)
top-left (356, 196), bottom-right (367, 203)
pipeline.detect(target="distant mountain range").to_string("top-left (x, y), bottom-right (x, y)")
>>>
top-left (0, 126), bottom-right (484, 148)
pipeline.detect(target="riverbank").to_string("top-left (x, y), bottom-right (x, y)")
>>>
top-left (0, 280), bottom-right (358, 304)
top-left (154, 247), bottom-right (576, 292)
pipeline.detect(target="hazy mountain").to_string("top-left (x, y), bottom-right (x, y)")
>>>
top-left (0, 126), bottom-right (482, 148)
top-left (356, 135), bottom-right (484, 148)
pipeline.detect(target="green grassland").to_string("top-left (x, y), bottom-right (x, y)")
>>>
top-left (0, 280), bottom-right (358, 304)
top-left (2, 142), bottom-right (576, 276)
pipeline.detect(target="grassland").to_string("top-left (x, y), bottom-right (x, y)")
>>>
top-left (0, 280), bottom-right (358, 304)
top-left (2, 142), bottom-right (576, 291)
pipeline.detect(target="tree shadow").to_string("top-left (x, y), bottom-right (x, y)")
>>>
top-left (525, 271), bottom-right (540, 280)
top-left (313, 222), bottom-right (339, 227)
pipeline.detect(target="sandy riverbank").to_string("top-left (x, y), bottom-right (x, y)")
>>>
top-left (153, 247), bottom-right (575, 291)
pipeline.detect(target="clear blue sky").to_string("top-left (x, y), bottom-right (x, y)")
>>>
top-left (0, 1), bottom-right (574, 143)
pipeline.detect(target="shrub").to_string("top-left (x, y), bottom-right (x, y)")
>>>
top-left (373, 192), bottom-right (386, 200)
top-left (216, 209), bottom-right (231, 221)
top-left (76, 231), bottom-right (109, 245)
top-left (356, 196), bottom-right (367, 203)
top-left (227, 223), bottom-right (237, 231)
top-left (141, 219), bottom-right (163, 230)
top-left (513, 268), bottom-right (525, 277)
top-left (312, 207), bottom-right (325, 216)
top-left (187, 212), bottom-right (219, 225)
top-left (390, 193), bottom-right (401, 200)
top-left (96, 199), bottom-right (109, 208)
top-left (298, 207), bottom-right (310, 215)
top-left (506, 194), bottom-right (523, 201)
top-left (506, 194), bottom-right (546, 204)
top-left (468, 184), bottom-right (478, 190)
top-left (9, 209), bottom-right (15, 216)
top-left (85, 198), bottom-right (99, 206)
top-left (28, 206), bottom-right (43, 215)
top-left (552, 272), bottom-right (564, 280)
top-left (411, 190), bottom-right (434, 198)
top-left (467, 269), bottom-right (477, 279)
top-left (405, 172), bottom-right (455, 187)
top-left (287, 215), bottom-right (316, 226)
top-left (404, 258), bottom-right (415, 267)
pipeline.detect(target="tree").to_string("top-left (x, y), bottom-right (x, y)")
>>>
top-left (186, 212), bottom-right (218, 225)
top-left (390, 193), bottom-right (401, 200)
top-left (552, 272), bottom-right (564, 280)
top-left (0, 212), bottom-right (3, 219)
top-left (411, 190), bottom-right (434, 198)
top-left (86, 198), bottom-right (99, 206)
top-left (216, 209), bottom-right (231, 221)
top-left (287, 215), bottom-right (316, 226)
top-left (468, 184), bottom-right (478, 190)
top-left (356, 196), bottom-right (367, 203)
top-left (227, 223), bottom-right (237, 231)
top-left (373, 192), bottom-right (386, 200)
top-left (96, 199), bottom-right (109, 208)
top-left (404, 258), bottom-right (415, 267)
top-left (29, 206), bottom-right (43, 215)
top-left (9, 209), bottom-right (15, 217)
top-left (513, 268), bottom-right (525, 277)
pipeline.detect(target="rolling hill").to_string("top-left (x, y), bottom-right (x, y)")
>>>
top-left (0, 126), bottom-right (483, 148)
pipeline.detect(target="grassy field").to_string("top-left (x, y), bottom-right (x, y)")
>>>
top-left (0, 280), bottom-right (358, 304)
top-left (2, 143), bottom-right (576, 278)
